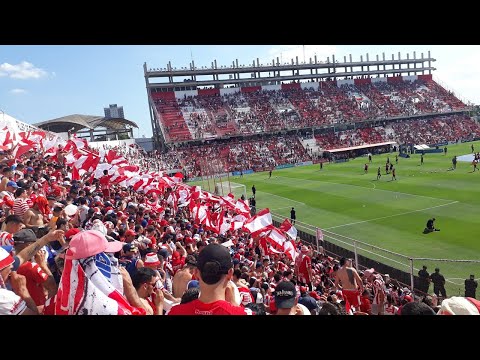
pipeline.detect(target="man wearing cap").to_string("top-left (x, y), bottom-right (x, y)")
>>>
top-left (0, 180), bottom-right (18, 215)
top-left (364, 268), bottom-right (386, 315)
top-left (168, 243), bottom-right (252, 315)
top-left (13, 229), bottom-right (57, 306)
top-left (120, 243), bottom-right (144, 279)
top-left (273, 281), bottom-right (310, 315)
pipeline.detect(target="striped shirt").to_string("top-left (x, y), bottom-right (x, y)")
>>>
top-left (13, 198), bottom-right (30, 218)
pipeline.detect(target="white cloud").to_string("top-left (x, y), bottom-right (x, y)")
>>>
top-left (9, 88), bottom-right (27, 95)
top-left (263, 45), bottom-right (338, 65)
top-left (0, 61), bottom-right (47, 79)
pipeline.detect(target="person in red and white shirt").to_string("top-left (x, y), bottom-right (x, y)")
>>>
top-left (364, 268), bottom-right (386, 315)
top-left (169, 244), bottom-right (252, 315)
top-left (0, 215), bottom-right (24, 247)
top-left (296, 245), bottom-right (313, 291)
top-left (12, 188), bottom-right (30, 219)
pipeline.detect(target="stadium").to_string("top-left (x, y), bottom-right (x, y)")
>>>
top-left (1, 48), bottom-right (479, 315)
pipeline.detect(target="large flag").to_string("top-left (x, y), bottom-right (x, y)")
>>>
top-left (46, 249), bottom-right (145, 315)
top-left (279, 219), bottom-right (297, 240)
top-left (242, 208), bottom-right (272, 237)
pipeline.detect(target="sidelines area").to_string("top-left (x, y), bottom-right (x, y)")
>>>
top-left (325, 201), bottom-right (459, 230)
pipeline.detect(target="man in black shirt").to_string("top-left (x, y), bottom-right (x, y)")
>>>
top-left (417, 265), bottom-right (431, 295)
top-left (252, 185), bottom-right (256, 198)
top-left (290, 207), bottom-right (296, 225)
top-left (430, 268), bottom-right (446, 298)
top-left (465, 274), bottom-right (478, 298)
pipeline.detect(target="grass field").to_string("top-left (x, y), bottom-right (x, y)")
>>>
top-left (195, 140), bottom-right (480, 296)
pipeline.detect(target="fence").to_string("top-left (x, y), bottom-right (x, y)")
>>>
top-left (272, 212), bottom-right (480, 298)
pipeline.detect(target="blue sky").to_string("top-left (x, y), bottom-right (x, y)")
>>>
top-left (1, 45), bottom-right (479, 138)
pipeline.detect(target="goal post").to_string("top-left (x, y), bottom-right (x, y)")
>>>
top-left (215, 181), bottom-right (247, 199)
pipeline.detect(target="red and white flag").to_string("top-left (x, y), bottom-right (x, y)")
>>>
top-left (46, 250), bottom-right (145, 315)
top-left (279, 219), bottom-right (297, 240)
top-left (242, 208), bottom-right (272, 237)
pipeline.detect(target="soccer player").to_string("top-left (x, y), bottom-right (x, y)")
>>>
top-left (395, 155), bottom-right (398, 164)
top-left (452, 156), bottom-right (457, 170)
top-left (473, 159), bottom-right (478, 172)
top-left (391, 166), bottom-right (396, 181)
top-left (269, 169), bottom-right (272, 178)
top-left (364, 163), bottom-right (368, 174)
top-left (377, 167), bottom-right (381, 180)
top-left (251, 184), bottom-right (256, 198)
top-left (421, 154), bottom-right (424, 165)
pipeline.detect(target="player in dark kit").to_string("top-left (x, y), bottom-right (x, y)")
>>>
top-left (421, 154), bottom-right (424, 165)
top-left (364, 163), bottom-right (368, 174)
top-left (252, 184), bottom-right (256, 198)
top-left (391, 167), bottom-right (396, 181)
top-left (377, 167), bottom-right (381, 180)
top-left (452, 156), bottom-right (457, 170)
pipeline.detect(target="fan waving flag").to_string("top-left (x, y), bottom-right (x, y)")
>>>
top-left (46, 249), bottom-right (146, 315)
top-left (279, 219), bottom-right (297, 240)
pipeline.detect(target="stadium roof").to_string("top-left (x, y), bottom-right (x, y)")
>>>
top-left (33, 114), bottom-right (138, 133)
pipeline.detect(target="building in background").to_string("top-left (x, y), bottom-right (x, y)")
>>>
top-left (104, 104), bottom-right (124, 119)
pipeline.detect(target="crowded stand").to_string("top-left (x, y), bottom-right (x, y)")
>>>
top-left (152, 77), bottom-right (469, 142)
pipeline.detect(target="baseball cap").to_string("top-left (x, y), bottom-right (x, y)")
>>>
top-left (196, 243), bottom-right (233, 285)
top-left (65, 228), bottom-right (81, 240)
top-left (13, 229), bottom-right (37, 244)
top-left (6, 180), bottom-right (18, 189)
top-left (68, 230), bottom-right (123, 260)
top-left (187, 280), bottom-right (200, 289)
top-left (0, 247), bottom-right (14, 270)
top-left (274, 281), bottom-right (297, 309)
top-left (123, 243), bottom-right (138, 253)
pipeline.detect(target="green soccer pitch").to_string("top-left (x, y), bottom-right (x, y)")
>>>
top-left (199, 140), bottom-right (480, 296)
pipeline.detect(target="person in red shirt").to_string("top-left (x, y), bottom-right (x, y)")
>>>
top-left (296, 245), bottom-right (313, 291)
top-left (168, 243), bottom-right (253, 315)
top-left (13, 229), bottom-right (57, 306)
top-left (359, 289), bottom-right (372, 315)
top-left (99, 170), bottom-right (111, 198)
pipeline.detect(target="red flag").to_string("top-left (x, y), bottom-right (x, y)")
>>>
top-left (280, 219), bottom-right (297, 240)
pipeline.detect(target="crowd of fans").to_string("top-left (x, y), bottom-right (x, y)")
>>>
top-left (152, 78), bottom-right (469, 142)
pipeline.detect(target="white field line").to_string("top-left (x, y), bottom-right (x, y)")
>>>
top-left (325, 201), bottom-right (459, 230)
top-left (275, 175), bottom-right (455, 203)
top-left (257, 191), bottom-right (306, 206)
